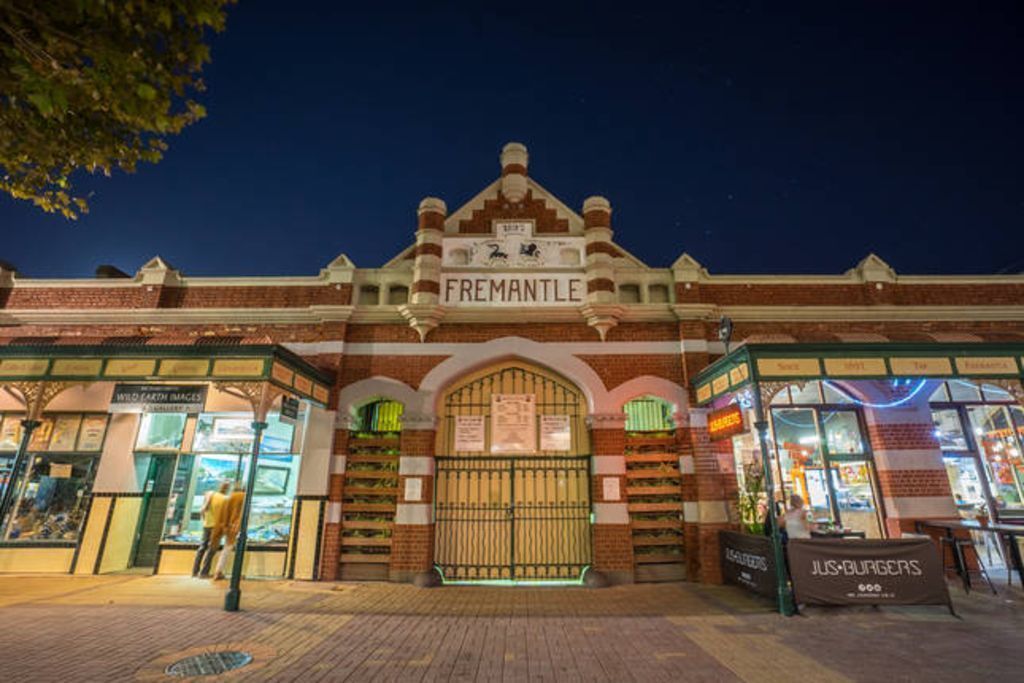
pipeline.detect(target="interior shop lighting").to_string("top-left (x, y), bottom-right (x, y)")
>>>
top-left (822, 379), bottom-right (927, 408)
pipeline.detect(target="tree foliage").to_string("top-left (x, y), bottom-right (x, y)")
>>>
top-left (0, 0), bottom-right (234, 219)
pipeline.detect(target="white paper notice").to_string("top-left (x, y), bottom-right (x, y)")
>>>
top-left (49, 463), bottom-right (73, 479)
top-left (490, 394), bottom-right (536, 453)
top-left (404, 477), bottom-right (423, 502)
top-left (539, 415), bottom-right (571, 451)
top-left (602, 477), bottom-right (620, 501)
top-left (453, 415), bottom-right (486, 451)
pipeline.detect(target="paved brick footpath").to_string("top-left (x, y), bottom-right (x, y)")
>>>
top-left (0, 574), bottom-right (1021, 682)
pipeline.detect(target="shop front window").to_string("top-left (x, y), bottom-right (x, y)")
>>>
top-left (3, 453), bottom-right (98, 542)
top-left (930, 380), bottom-right (1024, 519)
top-left (136, 413), bottom-right (187, 450)
top-left (932, 408), bottom-right (969, 451)
top-left (0, 412), bottom-right (107, 543)
top-left (821, 410), bottom-right (865, 455)
top-left (768, 387), bottom-right (883, 538)
top-left (0, 413), bottom-right (25, 502)
top-left (161, 412), bottom-right (299, 545)
top-left (830, 462), bottom-right (882, 538)
top-left (967, 404), bottom-right (1024, 511)
top-left (161, 452), bottom-right (300, 544)
top-left (771, 408), bottom-right (829, 521)
top-left (944, 456), bottom-right (987, 516)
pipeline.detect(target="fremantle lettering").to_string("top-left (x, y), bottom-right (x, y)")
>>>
top-left (441, 275), bottom-right (585, 306)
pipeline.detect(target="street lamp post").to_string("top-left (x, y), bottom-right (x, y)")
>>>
top-left (224, 420), bottom-right (268, 612)
top-left (0, 419), bottom-right (40, 534)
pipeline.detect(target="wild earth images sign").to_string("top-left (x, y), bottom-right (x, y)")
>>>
top-left (109, 384), bottom-right (208, 413)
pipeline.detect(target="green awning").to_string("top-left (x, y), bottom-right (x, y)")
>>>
top-left (0, 343), bottom-right (334, 406)
top-left (692, 342), bottom-right (1024, 406)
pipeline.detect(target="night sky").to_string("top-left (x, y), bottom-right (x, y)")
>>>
top-left (1, 2), bottom-right (1021, 278)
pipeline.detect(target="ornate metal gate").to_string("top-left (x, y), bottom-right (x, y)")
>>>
top-left (435, 456), bottom-right (591, 581)
top-left (434, 362), bottom-right (592, 582)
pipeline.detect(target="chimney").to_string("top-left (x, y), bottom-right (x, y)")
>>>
top-left (500, 142), bottom-right (529, 203)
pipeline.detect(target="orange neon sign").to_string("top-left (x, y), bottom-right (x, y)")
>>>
top-left (708, 404), bottom-right (745, 441)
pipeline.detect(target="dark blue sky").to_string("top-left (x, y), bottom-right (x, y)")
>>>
top-left (2, 1), bottom-right (1021, 277)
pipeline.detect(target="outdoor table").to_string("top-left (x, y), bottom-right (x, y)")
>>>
top-left (915, 519), bottom-right (1024, 590)
top-left (810, 529), bottom-right (866, 539)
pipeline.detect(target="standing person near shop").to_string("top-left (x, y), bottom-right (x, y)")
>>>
top-left (781, 494), bottom-right (814, 540)
top-left (192, 480), bottom-right (230, 578)
top-left (212, 482), bottom-right (246, 581)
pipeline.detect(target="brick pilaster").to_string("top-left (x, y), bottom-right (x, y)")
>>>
top-left (318, 427), bottom-right (349, 580)
top-left (678, 408), bottom-right (735, 583)
top-left (862, 396), bottom-right (955, 537)
top-left (589, 414), bottom-right (633, 583)
top-left (389, 419), bottom-right (436, 581)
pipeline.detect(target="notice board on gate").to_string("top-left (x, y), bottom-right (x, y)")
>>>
top-left (787, 538), bottom-right (952, 610)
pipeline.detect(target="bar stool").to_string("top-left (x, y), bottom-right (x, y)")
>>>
top-left (942, 535), bottom-right (997, 595)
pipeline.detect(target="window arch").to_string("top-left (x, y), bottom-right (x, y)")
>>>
top-left (623, 395), bottom-right (674, 433)
top-left (353, 399), bottom-right (404, 434)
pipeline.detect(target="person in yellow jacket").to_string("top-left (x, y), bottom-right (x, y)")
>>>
top-left (192, 480), bottom-right (230, 578)
top-left (213, 483), bottom-right (246, 581)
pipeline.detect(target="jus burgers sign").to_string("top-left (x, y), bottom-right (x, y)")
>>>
top-left (787, 538), bottom-right (951, 609)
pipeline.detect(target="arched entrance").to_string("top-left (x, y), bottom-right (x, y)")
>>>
top-left (434, 361), bottom-right (591, 583)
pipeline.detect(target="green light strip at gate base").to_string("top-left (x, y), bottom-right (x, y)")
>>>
top-left (435, 565), bottom-right (590, 587)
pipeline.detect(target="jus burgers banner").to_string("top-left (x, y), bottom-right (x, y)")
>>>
top-left (787, 538), bottom-right (951, 608)
top-left (720, 531), bottom-right (777, 601)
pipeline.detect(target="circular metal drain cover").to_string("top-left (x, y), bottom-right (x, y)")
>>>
top-left (166, 651), bottom-right (252, 677)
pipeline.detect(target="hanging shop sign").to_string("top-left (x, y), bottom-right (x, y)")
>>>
top-left (539, 415), bottom-right (571, 451)
top-left (453, 415), bottom-right (486, 452)
top-left (109, 384), bottom-right (208, 414)
top-left (490, 394), bottom-right (536, 453)
top-left (720, 531), bottom-right (778, 601)
top-left (279, 396), bottom-right (300, 425)
top-left (787, 538), bottom-right (952, 611)
top-left (708, 404), bottom-right (745, 442)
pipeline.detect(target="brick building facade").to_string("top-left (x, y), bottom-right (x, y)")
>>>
top-left (0, 142), bottom-right (1022, 585)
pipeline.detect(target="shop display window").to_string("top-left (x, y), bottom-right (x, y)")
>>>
top-left (771, 408), bottom-right (822, 467)
top-left (949, 379), bottom-right (982, 403)
top-left (192, 412), bottom-right (295, 454)
top-left (967, 405), bottom-right (1024, 511)
top-left (830, 462), bottom-right (882, 538)
top-left (821, 411), bottom-right (865, 455)
top-left (135, 413), bottom-right (187, 450)
top-left (821, 382), bottom-right (855, 405)
top-left (2, 453), bottom-right (98, 542)
top-left (0, 413), bottom-right (25, 450)
top-left (161, 453), bottom-right (300, 545)
top-left (930, 379), bottom-right (1024, 518)
top-left (765, 389), bottom-right (882, 537)
top-left (789, 382), bottom-right (824, 405)
top-left (932, 408), bottom-right (969, 451)
top-left (945, 456), bottom-right (987, 515)
top-left (0, 413), bottom-right (107, 454)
